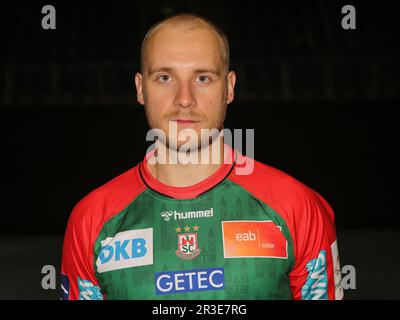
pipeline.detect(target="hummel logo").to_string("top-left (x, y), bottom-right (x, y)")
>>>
top-left (161, 211), bottom-right (173, 221)
top-left (160, 208), bottom-right (214, 221)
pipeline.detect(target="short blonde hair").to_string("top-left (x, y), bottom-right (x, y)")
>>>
top-left (140, 13), bottom-right (230, 74)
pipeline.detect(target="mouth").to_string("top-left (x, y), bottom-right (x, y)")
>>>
top-left (173, 119), bottom-right (200, 125)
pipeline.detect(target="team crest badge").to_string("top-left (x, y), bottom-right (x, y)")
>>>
top-left (175, 225), bottom-right (201, 260)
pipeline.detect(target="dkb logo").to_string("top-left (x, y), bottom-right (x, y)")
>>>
top-left (96, 228), bottom-right (153, 273)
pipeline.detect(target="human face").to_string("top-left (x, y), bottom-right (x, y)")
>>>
top-left (135, 25), bottom-right (236, 150)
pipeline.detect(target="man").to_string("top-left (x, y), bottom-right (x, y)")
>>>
top-left (61, 13), bottom-right (344, 300)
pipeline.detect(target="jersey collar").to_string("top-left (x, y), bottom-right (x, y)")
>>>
top-left (138, 143), bottom-right (237, 199)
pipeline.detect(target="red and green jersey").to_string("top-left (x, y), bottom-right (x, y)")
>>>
top-left (61, 144), bottom-right (343, 300)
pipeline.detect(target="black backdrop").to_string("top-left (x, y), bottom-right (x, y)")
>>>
top-left (0, 0), bottom-right (399, 299)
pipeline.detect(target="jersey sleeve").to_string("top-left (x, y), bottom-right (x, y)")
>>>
top-left (288, 190), bottom-right (344, 300)
top-left (60, 166), bottom-right (145, 300)
top-left (60, 198), bottom-right (104, 300)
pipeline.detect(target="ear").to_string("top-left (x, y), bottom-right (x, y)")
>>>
top-left (135, 72), bottom-right (145, 105)
top-left (226, 71), bottom-right (236, 104)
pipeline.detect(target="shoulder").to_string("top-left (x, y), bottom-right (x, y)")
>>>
top-left (230, 152), bottom-right (339, 278)
top-left (229, 155), bottom-right (318, 206)
top-left (229, 154), bottom-right (335, 224)
top-left (67, 165), bottom-right (146, 231)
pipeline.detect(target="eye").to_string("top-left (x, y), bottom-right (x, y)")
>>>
top-left (197, 75), bottom-right (211, 83)
top-left (158, 74), bottom-right (172, 82)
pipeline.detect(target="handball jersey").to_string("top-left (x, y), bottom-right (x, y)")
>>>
top-left (61, 144), bottom-right (343, 300)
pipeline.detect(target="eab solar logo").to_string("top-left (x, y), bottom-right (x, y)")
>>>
top-left (96, 228), bottom-right (153, 273)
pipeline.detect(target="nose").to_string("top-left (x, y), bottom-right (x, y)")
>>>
top-left (174, 81), bottom-right (196, 108)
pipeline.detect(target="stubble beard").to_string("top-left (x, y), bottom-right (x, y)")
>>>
top-left (144, 102), bottom-right (228, 154)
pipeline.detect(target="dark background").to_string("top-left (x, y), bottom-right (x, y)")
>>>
top-left (0, 0), bottom-right (398, 299)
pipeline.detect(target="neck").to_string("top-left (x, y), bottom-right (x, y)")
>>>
top-left (146, 137), bottom-right (226, 187)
